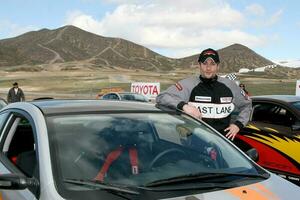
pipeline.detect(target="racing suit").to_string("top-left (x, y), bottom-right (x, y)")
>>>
top-left (156, 75), bottom-right (252, 135)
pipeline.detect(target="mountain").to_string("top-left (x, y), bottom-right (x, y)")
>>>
top-left (178, 44), bottom-right (274, 72)
top-left (0, 25), bottom-right (177, 71)
top-left (0, 25), bottom-right (274, 72)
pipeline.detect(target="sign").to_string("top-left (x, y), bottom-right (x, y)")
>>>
top-left (131, 82), bottom-right (160, 100)
top-left (189, 102), bottom-right (235, 119)
top-left (296, 80), bottom-right (300, 96)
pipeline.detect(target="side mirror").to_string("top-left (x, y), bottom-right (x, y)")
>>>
top-left (0, 174), bottom-right (39, 190)
top-left (246, 148), bottom-right (259, 162)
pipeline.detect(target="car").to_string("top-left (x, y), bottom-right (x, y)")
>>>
top-left (99, 92), bottom-right (149, 102)
top-left (235, 95), bottom-right (300, 186)
top-left (0, 99), bottom-right (299, 199)
top-left (0, 97), bottom-right (7, 110)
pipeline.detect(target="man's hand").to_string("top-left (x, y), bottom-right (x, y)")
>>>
top-left (224, 124), bottom-right (240, 141)
top-left (182, 104), bottom-right (202, 119)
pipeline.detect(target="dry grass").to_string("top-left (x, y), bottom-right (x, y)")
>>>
top-left (0, 64), bottom-right (297, 101)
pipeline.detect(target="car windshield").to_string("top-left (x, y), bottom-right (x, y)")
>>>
top-left (46, 112), bottom-right (266, 198)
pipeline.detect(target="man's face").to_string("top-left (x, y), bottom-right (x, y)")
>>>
top-left (199, 58), bottom-right (219, 79)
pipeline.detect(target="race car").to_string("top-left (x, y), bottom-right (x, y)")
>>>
top-left (235, 95), bottom-right (300, 186)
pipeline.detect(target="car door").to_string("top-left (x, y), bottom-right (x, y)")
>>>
top-left (0, 110), bottom-right (39, 200)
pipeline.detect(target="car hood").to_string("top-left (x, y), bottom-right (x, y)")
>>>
top-left (163, 173), bottom-right (300, 200)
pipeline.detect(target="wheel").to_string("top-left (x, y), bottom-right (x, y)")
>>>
top-left (149, 148), bottom-right (186, 169)
top-left (196, 153), bottom-right (218, 169)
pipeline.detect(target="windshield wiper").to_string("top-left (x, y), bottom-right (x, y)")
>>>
top-left (145, 172), bottom-right (269, 187)
top-left (64, 178), bottom-right (139, 195)
top-left (140, 182), bottom-right (234, 192)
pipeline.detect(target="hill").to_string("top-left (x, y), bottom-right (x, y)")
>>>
top-left (0, 25), bottom-right (274, 72)
top-left (178, 44), bottom-right (274, 73)
top-left (0, 26), bottom-right (177, 71)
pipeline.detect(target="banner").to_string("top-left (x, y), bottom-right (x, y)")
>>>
top-left (131, 82), bottom-right (160, 100)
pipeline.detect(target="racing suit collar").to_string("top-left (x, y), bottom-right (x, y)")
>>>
top-left (199, 75), bottom-right (218, 84)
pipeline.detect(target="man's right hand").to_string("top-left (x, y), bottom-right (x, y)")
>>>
top-left (182, 103), bottom-right (202, 119)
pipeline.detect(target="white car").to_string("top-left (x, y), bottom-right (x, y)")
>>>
top-left (100, 92), bottom-right (149, 102)
top-left (0, 99), bottom-right (299, 199)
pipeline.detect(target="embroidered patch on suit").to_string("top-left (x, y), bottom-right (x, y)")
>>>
top-left (175, 82), bottom-right (183, 91)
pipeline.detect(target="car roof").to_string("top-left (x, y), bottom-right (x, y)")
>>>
top-left (118, 92), bottom-right (142, 95)
top-left (105, 92), bottom-right (145, 96)
top-left (29, 99), bottom-right (160, 115)
top-left (252, 95), bottom-right (300, 103)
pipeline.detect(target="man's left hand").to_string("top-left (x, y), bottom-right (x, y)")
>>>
top-left (224, 124), bottom-right (240, 141)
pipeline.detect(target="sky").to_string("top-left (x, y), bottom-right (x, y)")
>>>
top-left (0, 0), bottom-right (299, 61)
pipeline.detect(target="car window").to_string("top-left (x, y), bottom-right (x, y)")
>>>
top-left (5, 117), bottom-right (37, 177)
top-left (133, 94), bottom-right (148, 102)
top-left (102, 93), bottom-right (119, 100)
top-left (122, 94), bottom-right (134, 101)
top-left (134, 94), bottom-right (148, 102)
top-left (252, 102), bottom-right (295, 126)
top-left (0, 99), bottom-right (7, 110)
top-left (0, 112), bottom-right (9, 138)
top-left (291, 101), bottom-right (300, 111)
top-left (0, 114), bottom-right (39, 197)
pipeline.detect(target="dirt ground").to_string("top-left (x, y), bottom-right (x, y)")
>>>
top-left (0, 67), bottom-right (196, 100)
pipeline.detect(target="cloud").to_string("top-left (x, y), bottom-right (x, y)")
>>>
top-left (244, 3), bottom-right (283, 27)
top-left (65, 10), bottom-right (104, 34)
top-left (0, 20), bottom-right (38, 39)
top-left (248, 9), bottom-right (283, 27)
top-left (102, 0), bottom-right (141, 4)
top-left (153, 29), bottom-right (268, 58)
top-left (268, 9), bottom-right (283, 26)
top-left (64, 0), bottom-right (273, 58)
top-left (245, 3), bottom-right (265, 16)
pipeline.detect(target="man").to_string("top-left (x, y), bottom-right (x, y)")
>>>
top-left (156, 48), bottom-right (252, 140)
top-left (7, 82), bottom-right (25, 103)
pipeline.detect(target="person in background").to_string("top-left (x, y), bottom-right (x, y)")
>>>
top-left (7, 82), bottom-right (25, 103)
top-left (239, 83), bottom-right (250, 96)
top-left (156, 48), bottom-right (252, 141)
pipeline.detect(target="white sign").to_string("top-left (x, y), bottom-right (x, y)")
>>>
top-left (296, 80), bottom-right (300, 96)
top-left (189, 102), bottom-right (235, 119)
top-left (131, 82), bottom-right (160, 100)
